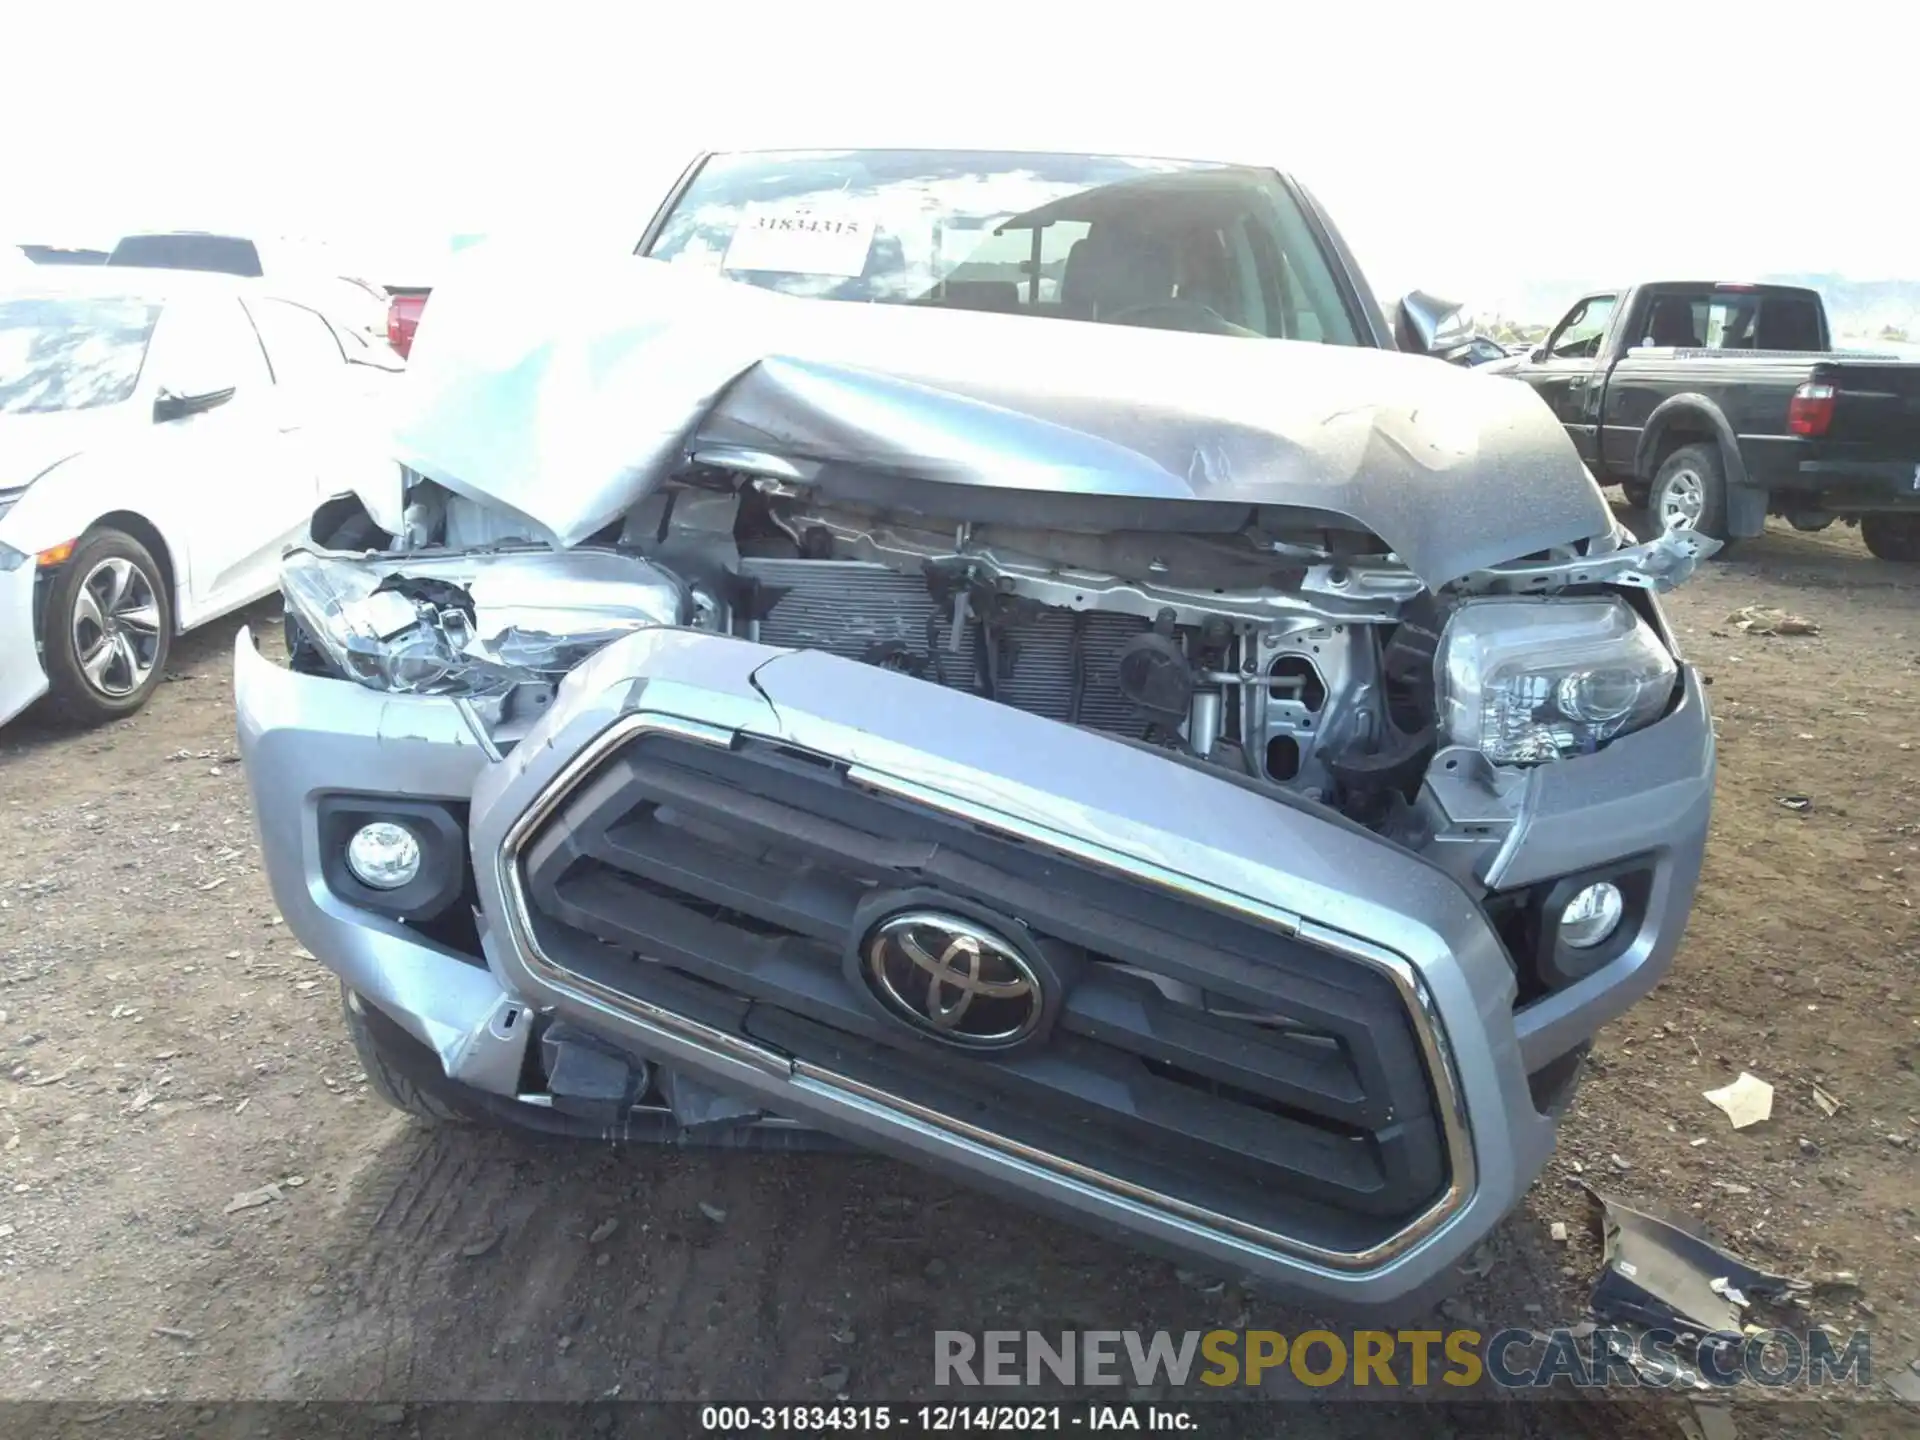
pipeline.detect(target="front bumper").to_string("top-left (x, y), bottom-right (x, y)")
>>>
top-left (235, 624), bottom-right (1713, 1308)
top-left (0, 553), bottom-right (49, 728)
top-left (1791, 456), bottom-right (1920, 511)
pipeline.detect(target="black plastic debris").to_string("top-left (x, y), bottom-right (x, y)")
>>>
top-left (542, 1024), bottom-right (645, 1122)
top-left (658, 1069), bottom-right (763, 1131)
top-left (1586, 1187), bottom-right (1796, 1336)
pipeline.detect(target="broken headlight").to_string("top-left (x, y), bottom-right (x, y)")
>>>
top-left (1436, 596), bottom-right (1676, 765)
top-left (280, 547), bottom-right (690, 697)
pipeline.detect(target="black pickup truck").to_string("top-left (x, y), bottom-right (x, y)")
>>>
top-left (1498, 281), bottom-right (1920, 559)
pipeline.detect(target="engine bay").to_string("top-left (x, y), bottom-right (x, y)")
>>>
top-left (420, 475), bottom-right (1443, 840)
top-left (286, 469), bottom-right (1707, 869)
top-left (715, 535), bottom-right (1443, 844)
top-left (718, 483), bottom-right (1448, 841)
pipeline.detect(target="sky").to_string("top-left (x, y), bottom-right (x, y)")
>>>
top-left (4, 1), bottom-right (1916, 319)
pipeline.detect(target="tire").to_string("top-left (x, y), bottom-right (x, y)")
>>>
top-left (341, 985), bottom-right (473, 1127)
top-left (39, 529), bottom-right (173, 724)
top-left (339, 984), bottom-right (856, 1150)
top-left (1861, 514), bottom-right (1920, 563)
top-left (1648, 443), bottom-right (1737, 553)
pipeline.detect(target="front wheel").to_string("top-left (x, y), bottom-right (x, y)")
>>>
top-left (1649, 443), bottom-right (1737, 554)
top-left (39, 529), bottom-right (173, 724)
top-left (342, 986), bottom-right (476, 1127)
top-left (1861, 514), bottom-right (1920, 562)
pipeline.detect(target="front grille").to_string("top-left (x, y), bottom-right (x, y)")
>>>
top-left (515, 733), bottom-right (1452, 1255)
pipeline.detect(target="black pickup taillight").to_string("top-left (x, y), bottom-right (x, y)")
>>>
top-left (1788, 381), bottom-right (1836, 437)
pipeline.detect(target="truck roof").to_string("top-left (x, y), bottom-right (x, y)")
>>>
top-left (1620, 280), bottom-right (1824, 298)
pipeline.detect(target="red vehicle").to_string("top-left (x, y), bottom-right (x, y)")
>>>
top-left (386, 287), bottom-right (429, 359)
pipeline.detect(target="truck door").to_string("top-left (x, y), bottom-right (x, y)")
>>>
top-left (1515, 293), bottom-right (1617, 463)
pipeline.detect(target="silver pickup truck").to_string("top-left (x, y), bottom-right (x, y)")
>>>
top-left (235, 148), bottom-right (1716, 1309)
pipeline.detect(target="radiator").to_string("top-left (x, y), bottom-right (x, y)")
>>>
top-left (736, 558), bottom-right (1150, 735)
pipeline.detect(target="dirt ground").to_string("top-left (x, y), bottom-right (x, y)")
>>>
top-left (1, 506), bottom-right (1916, 1436)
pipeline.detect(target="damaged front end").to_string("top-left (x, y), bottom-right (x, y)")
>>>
top-left (238, 252), bottom-right (1718, 1307)
top-left (282, 471), bottom-right (1712, 872)
top-left (281, 546), bottom-right (692, 696)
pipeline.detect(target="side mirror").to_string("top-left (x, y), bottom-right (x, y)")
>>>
top-left (1529, 345), bottom-right (1547, 363)
top-left (154, 385), bottom-right (236, 423)
top-left (1396, 290), bottom-right (1471, 358)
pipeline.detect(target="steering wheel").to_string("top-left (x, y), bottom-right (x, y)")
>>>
top-left (1099, 298), bottom-right (1248, 336)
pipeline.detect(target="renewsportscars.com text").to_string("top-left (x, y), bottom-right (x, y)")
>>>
top-left (935, 1328), bottom-right (1873, 1390)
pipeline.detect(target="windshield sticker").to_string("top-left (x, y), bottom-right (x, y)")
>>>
top-left (722, 202), bottom-right (874, 278)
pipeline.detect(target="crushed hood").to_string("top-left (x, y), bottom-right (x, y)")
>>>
top-left (388, 242), bottom-right (1614, 588)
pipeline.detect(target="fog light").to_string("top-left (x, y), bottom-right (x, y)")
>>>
top-left (1559, 881), bottom-right (1624, 949)
top-left (345, 821), bottom-right (421, 890)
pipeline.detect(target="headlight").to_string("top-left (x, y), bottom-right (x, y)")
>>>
top-left (1436, 596), bottom-right (1676, 764)
top-left (280, 546), bottom-right (690, 697)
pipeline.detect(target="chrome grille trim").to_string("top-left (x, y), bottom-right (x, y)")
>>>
top-left (495, 708), bottom-right (1477, 1274)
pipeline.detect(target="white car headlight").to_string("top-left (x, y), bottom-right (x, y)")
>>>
top-left (1436, 596), bottom-right (1677, 765)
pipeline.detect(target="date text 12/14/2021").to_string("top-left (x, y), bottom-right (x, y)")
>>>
top-left (699, 1405), bottom-right (1198, 1432)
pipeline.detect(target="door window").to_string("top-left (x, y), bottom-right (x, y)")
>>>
top-left (146, 297), bottom-right (272, 399)
top-left (1544, 295), bottom-right (1617, 359)
top-left (245, 298), bottom-right (347, 390)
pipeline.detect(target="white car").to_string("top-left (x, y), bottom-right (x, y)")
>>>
top-left (106, 231), bottom-right (395, 349)
top-left (0, 266), bottom-right (402, 726)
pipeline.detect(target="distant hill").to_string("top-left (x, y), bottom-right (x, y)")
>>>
top-left (1760, 273), bottom-right (1920, 340)
top-left (1472, 277), bottom-right (1611, 331)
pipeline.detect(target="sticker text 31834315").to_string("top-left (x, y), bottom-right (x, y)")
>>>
top-left (722, 202), bottom-right (874, 278)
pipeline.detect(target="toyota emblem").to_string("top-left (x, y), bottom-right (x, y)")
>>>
top-left (861, 910), bottom-right (1043, 1049)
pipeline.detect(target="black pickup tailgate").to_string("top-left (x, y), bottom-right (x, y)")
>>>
top-left (1819, 359), bottom-right (1920, 445)
top-left (1790, 358), bottom-right (1920, 507)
